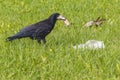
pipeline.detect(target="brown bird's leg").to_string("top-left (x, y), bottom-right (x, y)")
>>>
top-left (95, 24), bottom-right (98, 27)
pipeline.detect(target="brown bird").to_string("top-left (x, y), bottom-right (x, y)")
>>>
top-left (84, 17), bottom-right (106, 27)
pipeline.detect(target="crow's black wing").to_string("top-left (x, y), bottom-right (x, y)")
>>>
top-left (19, 22), bottom-right (44, 37)
top-left (12, 24), bottom-right (38, 38)
top-left (20, 24), bottom-right (38, 33)
top-left (20, 19), bottom-right (50, 34)
top-left (32, 24), bottom-right (52, 38)
top-left (14, 18), bottom-right (53, 39)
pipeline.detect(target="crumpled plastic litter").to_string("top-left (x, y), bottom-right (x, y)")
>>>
top-left (73, 40), bottom-right (105, 49)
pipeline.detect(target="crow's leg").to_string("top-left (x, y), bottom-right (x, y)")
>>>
top-left (42, 38), bottom-right (46, 44)
top-left (37, 38), bottom-right (41, 44)
top-left (37, 40), bottom-right (41, 44)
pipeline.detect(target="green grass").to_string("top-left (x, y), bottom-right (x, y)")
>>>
top-left (0, 0), bottom-right (120, 80)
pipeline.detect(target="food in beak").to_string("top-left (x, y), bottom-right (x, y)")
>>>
top-left (64, 19), bottom-right (70, 26)
top-left (57, 15), bottom-right (70, 26)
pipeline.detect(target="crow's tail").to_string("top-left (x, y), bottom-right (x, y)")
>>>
top-left (6, 36), bottom-right (19, 41)
top-left (6, 33), bottom-right (23, 41)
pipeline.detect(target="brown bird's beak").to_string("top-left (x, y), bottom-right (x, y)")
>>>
top-left (57, 15), bottom-right (70, 26)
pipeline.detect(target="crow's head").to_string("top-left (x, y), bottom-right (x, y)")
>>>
top-left (49, 13), bottom-right (70, 26)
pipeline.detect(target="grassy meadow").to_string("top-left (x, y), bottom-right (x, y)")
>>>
top-left (0, 0), bottom-right (120, 80)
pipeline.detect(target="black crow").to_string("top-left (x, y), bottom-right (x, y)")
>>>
top-left (7, 13), bottom-right (70, 43)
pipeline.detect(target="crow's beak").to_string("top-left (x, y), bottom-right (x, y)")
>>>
top-left (57, 15), bottom-right (66, 20)
top-left (57, 15), bottom-right (70, 26)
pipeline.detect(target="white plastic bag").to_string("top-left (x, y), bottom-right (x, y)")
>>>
top-left (73, 40), bottom-right (105, 49)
